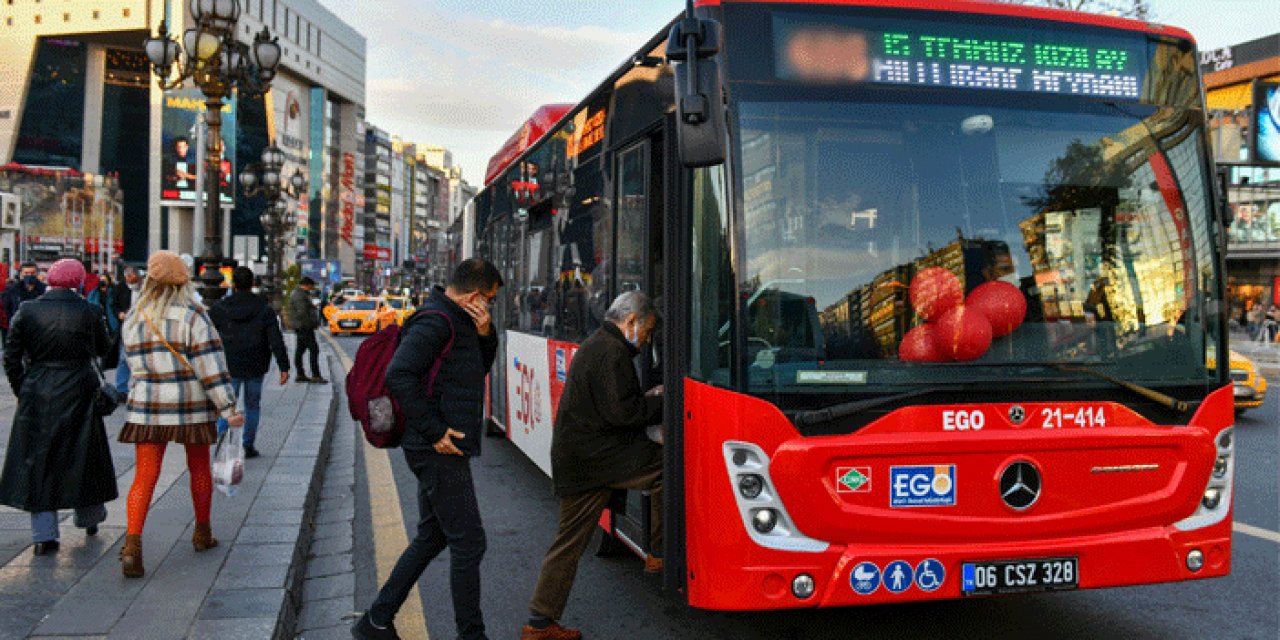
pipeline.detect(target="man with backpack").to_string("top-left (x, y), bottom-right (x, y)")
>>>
top-left (352, 259), bottom-right (502, 640)
top-left (209, 267), bottom-right (290, 458)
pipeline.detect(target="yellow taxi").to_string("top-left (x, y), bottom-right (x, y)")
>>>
top-left (328, 297), bottom-right (397, 335)
top-left (382, 296), bottom-right (415, 326)
top-left (1210, 348), bottom-right (1268, 413)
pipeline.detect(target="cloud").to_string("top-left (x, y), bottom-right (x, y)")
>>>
top-left (320, 0), bottom-right (671, 182)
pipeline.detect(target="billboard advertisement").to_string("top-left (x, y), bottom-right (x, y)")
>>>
top-left (0, 167), bottom-right (124, 269)
top-left (160, 88), bottom-right (236, 204)
top-left (1255, 81), bottom-right (1280, 166)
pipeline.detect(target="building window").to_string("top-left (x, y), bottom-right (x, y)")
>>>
top-left (122, 8), bottom-right (129, 17)
top-left (63, 12), bottom-right (69, 22)
top-left (283, 7), bottom-right (289, 38)
top-left (34, 15), bottom-right (41, 24)
top-left (316, 31), bottom-right (321, 57)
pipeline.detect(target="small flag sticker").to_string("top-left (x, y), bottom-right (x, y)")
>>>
top-left (837, 467), bottom-right (872, 493)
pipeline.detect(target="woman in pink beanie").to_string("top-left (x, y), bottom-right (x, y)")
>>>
top-left (116, 251), bottom-right (244, 578)
top-left (0, 258), bottom-right (117, 556)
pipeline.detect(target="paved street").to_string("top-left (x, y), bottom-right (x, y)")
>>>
top-left (321, 332), bottom-right (1278, 640)
top-left (0, 335), bottom-right (338, 640)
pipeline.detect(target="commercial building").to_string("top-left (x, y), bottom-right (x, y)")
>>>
top-left (0, 0), bottom-right (365, 278)
top-left (1202, 33), bottom-right (1280, 319)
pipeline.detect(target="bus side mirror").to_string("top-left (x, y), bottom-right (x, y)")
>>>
top-left (1216, 166), bottom-right (1234, 227)
top-left (668, 16), bottom-right (727, 168)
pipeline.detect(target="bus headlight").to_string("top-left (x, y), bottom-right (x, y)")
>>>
top-left (1175, 428), bottom-right (1233, 532)
top-left (1186, 549), bottom-right (1205, 572)
top-left (752, 509), bottom-right (778, 534)
top-left (723, 442), bottom-right (828, 553)
top-left (739, 474), bottom-right (764, 499)
top-left (792, 574), bottom-right (816, 599)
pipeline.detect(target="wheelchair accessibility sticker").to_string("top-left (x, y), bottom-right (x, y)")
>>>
top-left (915, 558), bottom-right (945, 592)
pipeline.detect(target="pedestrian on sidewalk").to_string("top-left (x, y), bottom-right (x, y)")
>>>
top-left (288, 277), bottom-right (327, 384)
top-left (2, 262), bottom-right (47, 347)
top-left (521, 291), bottom-right (664, 640)
top-left (116, 251), bottom-right (244, 579)
top-left (208, 266), bottom-right (290, 459)
top-left (110, 267), bottom-right (142, 393)
top-left (0, 259), bottom-right (118, 556)
top-left (352, 259), bottom-right (503, 640)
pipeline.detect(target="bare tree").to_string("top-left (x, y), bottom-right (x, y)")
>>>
top-left (993, 0), bottom-right (1152, 20)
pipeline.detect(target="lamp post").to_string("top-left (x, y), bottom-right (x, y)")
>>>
top-left (144, 0), bottom-right (281, 302)
top-left (239, 143), bottom-right (304, 307)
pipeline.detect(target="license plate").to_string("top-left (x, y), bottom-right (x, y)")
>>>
top-left (339, 321), bottom-right (359, 328)
top-left (1233, 385), bottom-right (1253, 398)
top-left (961, 557), bottom-right (1078, 596)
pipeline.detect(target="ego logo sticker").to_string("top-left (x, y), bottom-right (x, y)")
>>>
top-left (890, 465), bottom-right (956, 507)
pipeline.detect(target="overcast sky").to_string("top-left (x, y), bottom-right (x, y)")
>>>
top-left (318, 0), bottom-right (1278, 186)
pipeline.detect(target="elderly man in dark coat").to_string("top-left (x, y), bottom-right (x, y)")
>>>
top-left (522, 290), bottom-right (663, 640)
top-left (0, 259), bottom-right (117, 556)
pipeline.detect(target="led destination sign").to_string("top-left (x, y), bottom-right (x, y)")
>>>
top-left (775, 13), bottom-right (1149, 100)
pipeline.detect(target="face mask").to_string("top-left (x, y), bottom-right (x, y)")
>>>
top-left (626, 325), bottom-right (640, 347)
top-left (251, 287), bottom-right (261, 295)
top-left (999, 273), bottom-right (1021, 287)
top-left (23, 276), bottom-right (38, 287)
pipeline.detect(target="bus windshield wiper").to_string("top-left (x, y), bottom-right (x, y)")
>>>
top-left (1048, 365), bottom-right (1191, 413)
top-left (792, 386), bottom-right (969, 428)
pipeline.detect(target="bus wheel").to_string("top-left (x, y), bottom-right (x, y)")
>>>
top-left (595, 528), bottom-right (628, 558)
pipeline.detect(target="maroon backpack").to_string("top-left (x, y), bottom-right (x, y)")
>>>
top-left (346, 310), bottom-right (454, 448)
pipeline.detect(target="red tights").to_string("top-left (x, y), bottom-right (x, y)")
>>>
top-left (126, 443), bottom-right (212, 535)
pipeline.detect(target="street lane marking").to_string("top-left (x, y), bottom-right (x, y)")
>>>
top-left (326, 333), bottom-right (429, 640)
top-left (1235, 521), bottom-right (1280, 544)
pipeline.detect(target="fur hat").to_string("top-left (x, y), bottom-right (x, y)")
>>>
top-left (47, 259), bottom-right (85, 290)
top-left (146, 251), bottom-right (190, 286)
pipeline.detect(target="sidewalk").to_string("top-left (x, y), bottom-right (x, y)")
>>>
top-left (0, 334), bottom-right (338, 640)
top-left (1228, 330), bottom-right (1280, 371)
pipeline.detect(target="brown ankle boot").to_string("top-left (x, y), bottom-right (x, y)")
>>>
top-left (192, 523), bottom-right (218, 552)
top-left (120, 534), bottom-right (144, 578)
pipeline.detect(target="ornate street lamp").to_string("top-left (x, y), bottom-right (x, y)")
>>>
top-left (144, 0), bottom-right (281, 302)
top-left (240, 142), bottom-right (305, 306)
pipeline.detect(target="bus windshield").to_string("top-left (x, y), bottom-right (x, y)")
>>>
top-left (721, 5), bottom-right (1222, 399)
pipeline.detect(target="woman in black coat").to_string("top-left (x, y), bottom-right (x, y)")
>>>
top-left (0, 259), bottom-right (118, 556)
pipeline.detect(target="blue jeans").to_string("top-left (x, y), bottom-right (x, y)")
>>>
top-left (114, 339), bottom-right (130, 396)
top-left (31, 504), bottom-right (107, 543)
top-left (217, 377), bottom-right (263, 447)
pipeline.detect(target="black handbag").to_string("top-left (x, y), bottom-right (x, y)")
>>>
top-left (89, 348), bottom-right (120, 417)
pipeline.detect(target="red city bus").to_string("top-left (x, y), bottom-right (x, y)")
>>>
top-left (468, 0), bottom-right (1234, 610)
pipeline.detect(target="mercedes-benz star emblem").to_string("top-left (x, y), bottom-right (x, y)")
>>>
top-left (1008, 405), bottom-right (1026, 424)
top-left (1000, 461), bottom-right (1041, 511)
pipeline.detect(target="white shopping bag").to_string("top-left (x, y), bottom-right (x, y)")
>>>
top-left (212, 426), bottom-right (244, 497)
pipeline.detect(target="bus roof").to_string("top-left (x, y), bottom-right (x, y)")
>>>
top-left (484, 104), bottom-right (575, 185)
top-left (693, 0), bottom-right (1195, 43)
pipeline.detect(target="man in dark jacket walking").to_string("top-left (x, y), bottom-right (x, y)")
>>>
top-left (2, 262), bottom-right (46, 347)
top-left (352, 259), bottom-right (502, 640)
top-left (521, 291), bottom-right (663, 640)
top-left (209, 267), bottom-right (290, 458)
top-left (287, 277), bottom-right (327, 383)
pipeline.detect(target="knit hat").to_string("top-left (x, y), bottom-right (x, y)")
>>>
top-left (146, 251), bottom-right (190, 286)
top-left (47, 259), bottom-right (86, 290)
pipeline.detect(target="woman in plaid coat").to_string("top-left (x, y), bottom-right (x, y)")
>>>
top-left (116, 251), bottom-right (244, 578)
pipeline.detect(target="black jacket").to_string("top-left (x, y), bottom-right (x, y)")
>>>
top-left (551, 322), bottom-right (662, 497)
top-left (287, 287), bottom-right (320, 331)
top-left (2, 279), bottom-right (47, 321)
top-left (112, 281), bottom-right (134, 319)
top-left (209, 290), bottom-right (290, 379)
top-left (387, 288), bottom-right (497, 455)
top-left (0, 288), bottom-right (118, 511)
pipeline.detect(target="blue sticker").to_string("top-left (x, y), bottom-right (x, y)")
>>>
top-left (555, 348), bottom-right (567, 382)
top-left (963, 563), bottom-right (976, 592)
top-left (883, 560), bottom-right (914, 594)
top-left (915, 558), bottom-right (945, 592)
top-left (850, 561), bottom-right (881, 595)
top-left (890, 465), bottom-right (956, 507)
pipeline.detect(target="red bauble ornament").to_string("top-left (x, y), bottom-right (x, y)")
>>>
top-left (900, 324), bottom-right (945, 362)
top-left (966, 281), bottom-right (1027, 337)
top-left (910, 267), bottom-right (963, 322)
top-left (934, 306), bottom-right (993, 361)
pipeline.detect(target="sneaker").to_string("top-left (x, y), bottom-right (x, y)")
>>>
top-left (244, 445), bottom-right (260, 459)
top-left (521, 621), bottom-right (582, 640)
top-left (308, 376), bottom-right (330, 384)
top-left (295, 375), bottom-right (312, 384)
top-left (351, 611), bottom-right (400, 640)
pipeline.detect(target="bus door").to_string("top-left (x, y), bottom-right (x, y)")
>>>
top-left (604, 132), bottom-right (668, 559)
